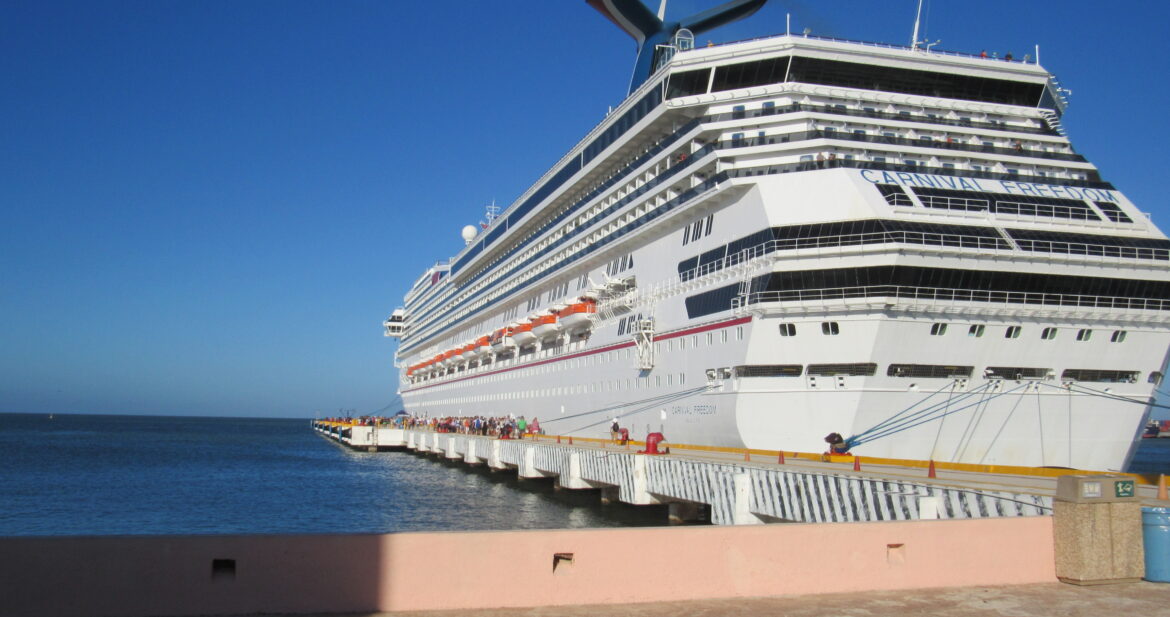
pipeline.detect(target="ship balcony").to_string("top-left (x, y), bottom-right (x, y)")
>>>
top-left (732, 285), bottom-right (1170, 323)
top-left (716, 129), bottom-right (1087, 164)
top-left (705, 101), bottom-right (1062, 137)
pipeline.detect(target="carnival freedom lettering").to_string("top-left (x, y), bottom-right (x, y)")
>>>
top-left (671, 404), bottom-right (716, 416)
top-left (858, 169), bottom-right (1117, 202)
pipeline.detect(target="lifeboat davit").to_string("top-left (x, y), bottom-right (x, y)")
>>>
top-left (490, 326), bottom-right (516, 352)
top-left (512, 321), bottom-right (537, 347)
top-left (531, 312), bottom-right (561, 339)
top-left (442, 349), bottom-right (458, 367)
top-left (557, 299), bottom-right (597, 331)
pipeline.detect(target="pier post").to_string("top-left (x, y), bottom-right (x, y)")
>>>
top-left (519, 447), bottom-right (541, 478)
top-left (488, 439), bottom-right (505, 469)
top-left (629, 455), bottom-right (663, 505)
top-left (731, 473), bottom-right (764, 525)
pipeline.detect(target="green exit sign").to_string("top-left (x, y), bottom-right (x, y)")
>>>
top-left (1115, 480), bottom-right (1135, 498)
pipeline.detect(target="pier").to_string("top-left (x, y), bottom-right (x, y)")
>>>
top-left (311, 421), bottom-right (1167, 525)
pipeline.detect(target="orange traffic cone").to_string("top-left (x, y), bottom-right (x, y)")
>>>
top-left (1158, 474), bottom-right (1168, 501)
top-left (928, 460), bottom-right (937, 479)
top-left (777, 451), bottom-right (785, 465)
top-left (853, 456), bottom-right (861, 471)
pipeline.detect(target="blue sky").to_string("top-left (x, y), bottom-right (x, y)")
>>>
top-left (2, 1), bottom-right (1168, 418)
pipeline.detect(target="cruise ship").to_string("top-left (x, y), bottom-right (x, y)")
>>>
top-left (385, 0), bottom-right (1170, 472)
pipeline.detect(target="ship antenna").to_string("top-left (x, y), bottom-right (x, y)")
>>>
top-left (587, 0), bottom-right (768, 95)
top-left (910, 0), bottom-right (924, 49)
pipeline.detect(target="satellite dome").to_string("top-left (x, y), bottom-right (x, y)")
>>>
top-left (461, 225), bottom-right (478, 244)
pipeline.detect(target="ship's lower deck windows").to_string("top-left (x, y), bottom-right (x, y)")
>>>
top-left (807, 363), bottom-right (877, 376)
top-left (930, 323), bottom-right (947, 336)
top-left (734, 365), bottom-right (803, 378)
top-left (888, 364), bottom-right (974, 378)
top-left (1062, 369), bottom-right (1138, 383)
top-left (1112, 330), bottom-right (1128, 342)
top-left (968, 325), bottom-right (985, 337)
top-left (985, 367), bottom-right (1050, 380)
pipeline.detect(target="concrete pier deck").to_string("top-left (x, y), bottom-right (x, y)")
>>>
top-left (312, 422), bottom-right (1169, 525)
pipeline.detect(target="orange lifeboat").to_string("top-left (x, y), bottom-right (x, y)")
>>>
top-left (557, 299), bottom-right (597, 331)
top-left (532, 312), bottom-right (561, 339)
top-left (531, 313), bottom-right (558, 339)
top-left (473, 335), bottom-right (492, 357)
top-left (460, 342), bottom-right (478, 361)
top-left (512, 320), bottom-right (537, 346)
top-left (442, 349), bottom-right (458, 366)
top-left (490, 326), bottom-right (516, 352)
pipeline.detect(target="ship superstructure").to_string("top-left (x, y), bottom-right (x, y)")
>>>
top-left (385, 5), bottom-right (1170, 471)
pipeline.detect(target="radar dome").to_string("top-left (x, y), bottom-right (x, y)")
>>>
top-left (461, 225), bottom-right (478, 244)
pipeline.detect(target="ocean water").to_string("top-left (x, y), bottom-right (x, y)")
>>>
top-left (0, 413), bottom-right (662, 537)
top-left (2, 413), bottom-right (1168, 537)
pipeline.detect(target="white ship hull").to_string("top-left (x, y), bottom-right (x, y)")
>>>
top-left (388, 27), bottom-right (1170, 472)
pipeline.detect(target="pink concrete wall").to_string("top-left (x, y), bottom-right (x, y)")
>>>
top-left (1, 517), bottom-right (1055, 617)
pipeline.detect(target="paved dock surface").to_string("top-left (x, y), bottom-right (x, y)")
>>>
top-left (292, 582), bottom-right (1170, 617)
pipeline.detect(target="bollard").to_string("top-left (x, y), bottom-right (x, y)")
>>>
top-left (928, 460), bottom-right (937, 478)
top-left (743, 450), bottom-right (750, 462)
top-left (1142, 507), bottom-right (1170, 583)
top-left (557, 435), bottom-right (561, 444)
top-left (853, 456), bottom-right (861, 471)
top-left (568, 436), bottom-right (573, 445)
top-left (777, 451), bottom-right (785, 465)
